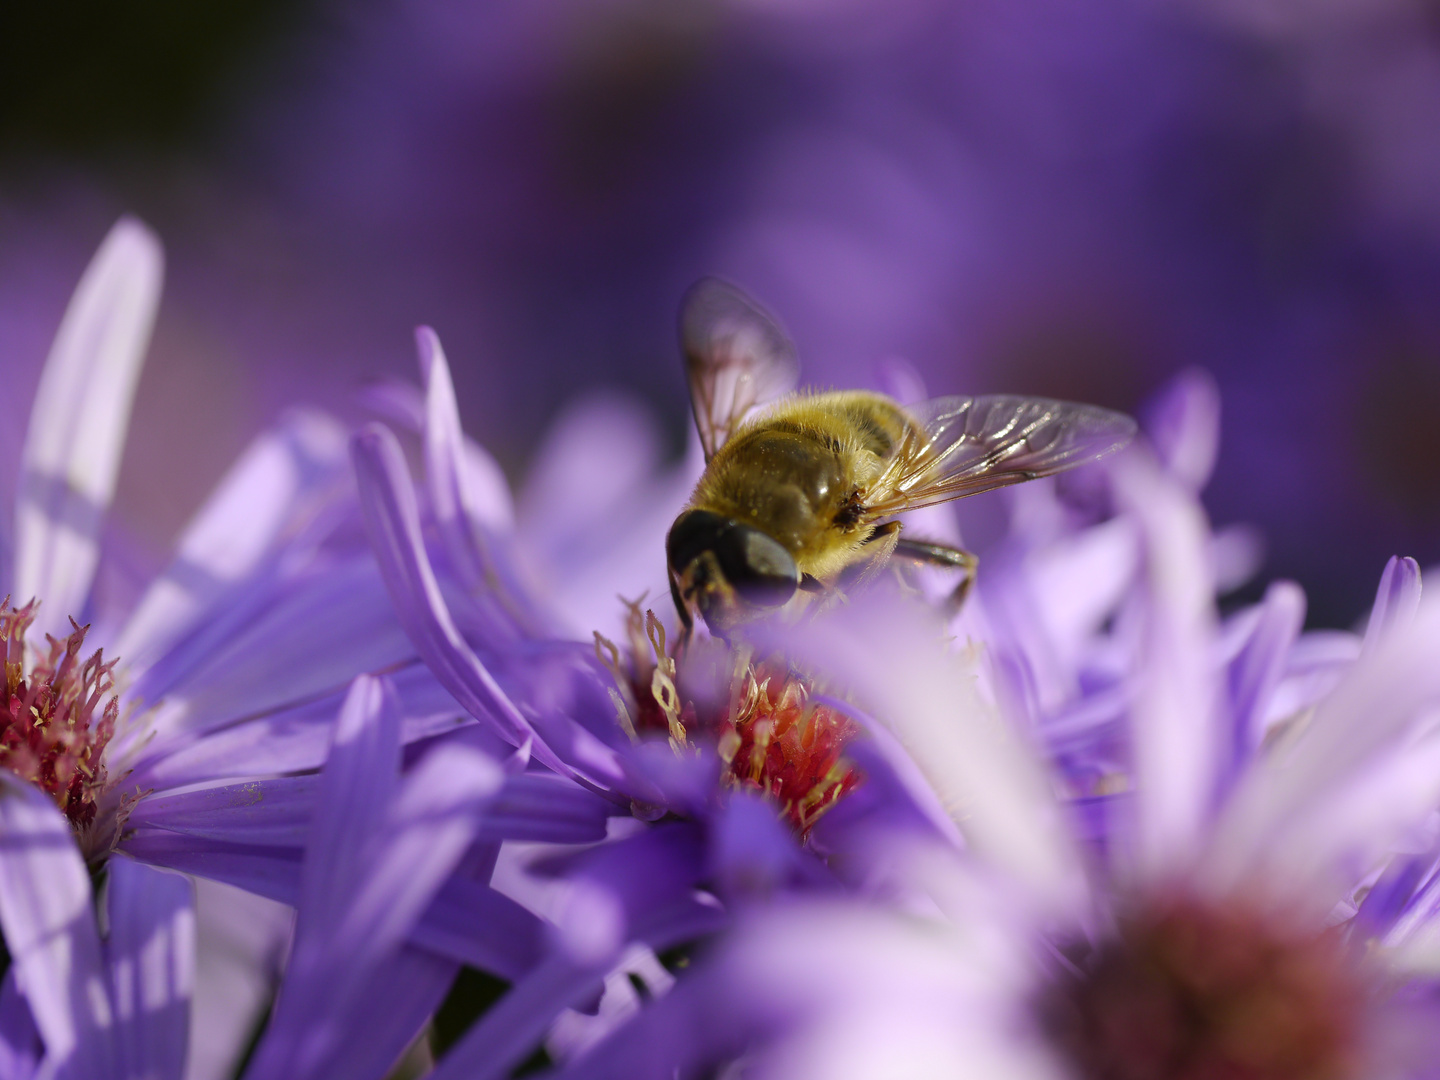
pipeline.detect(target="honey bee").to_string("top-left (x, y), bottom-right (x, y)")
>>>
top-left (666, 278), bottom-right (1137, 633)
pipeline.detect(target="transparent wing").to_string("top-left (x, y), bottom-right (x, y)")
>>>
top-left (680, 278), bottom-right (799, 461)
top-left (867, 395), bottom-right (1137, 515)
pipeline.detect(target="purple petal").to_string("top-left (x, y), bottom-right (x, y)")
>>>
top-left (1221, 580), bottom-right (1304, 797)
top-left (1356, 853), bottom-right (1434, 938)
top-left (123, 557), bottom-right (414, 767)
top-left (105, 857), bottom-right (194, 1080)
top-left (482, 774), bottom-right (613, 843)
top-left (1011, 517), bottom-right (1139, 697)
top-left (120, 832), bottom-right (302, 908)
top-left (16, 218), bottom-right (163, 640)
top-left (1142, 367), bottom-right (1220, 492)
top-left (552, 898), bottom-right (1033, 1080)
top-left (1363, 555), bottom-right (1422, 656)
top-left (618, 741), bottom-right (719, 818)
top-left (429, 897), bottom-right (720, 1080)
top-left (412, 877), bottom-right (546, 981)
top-left (114, 408), bottom-right (350, 672)
top-left (873, 355), bottom-right (928, 404)
top-left (515, 393), bottom-right (661, 558)
top-left (1283, 733), bottom-right (1440, 907)
top-left (766, 601), bottom-right (1087, 915)
top-left (129, 661), bottom-right (467, 792)
top-left (1210, 522), bottom-right (1264, 594)
top-left (299, 675), bottom-right (403, 929)
top-left (1111, 450), bottom-right (1222, 880)
top-left (297, 947), bottom-right (458, 1080)
top-left (1211, 596), bottom-right (1440, 892)
top-left (360, 377), bottom-right (426, 431)
top-left (352, 423), bottom-right (621, 786)
top-left (0, 972), bottom-right (41, 1080)
top-left (121, 827), bottom-right (549, 981)
top-left (332, 743), bottom-right (502, 961)
top-left (536, 823), bottom-right (707, 933)
top-left (251, 683), bottom-right (502, 1080)
top-left (419, 326), bottom-right (512, 592)
top-left (709, 792), bottom-right (812, 903)
top-left (512, 395), bottom-right (700, 643)
top-left (0, 774), bottom-right (115, 1076)
top-left (127, 777), bottom-right (316, 848)
top-left (812, 695), bottom-right (964, 849)
top-left (417, 329), bottom-right (550, 639)
top-left (1386, 853), bottom-right (1440, 951)
top-left (130, 767), bottom-right (611, 852)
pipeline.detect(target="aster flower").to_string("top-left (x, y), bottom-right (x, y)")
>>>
top-left (546, 435), bottom-right (1440, 1080)
top-left (334, 326), bottom-right (1020, 1073)
top-left (352, 325), bottom-right (914, 842)
top-left (0, 218), bottom-right (498, 1076)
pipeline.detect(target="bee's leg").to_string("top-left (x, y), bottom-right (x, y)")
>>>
top-left (892, 537), bottom-right (978, 612)
top-left (669, 571), bottom-right (694, 638)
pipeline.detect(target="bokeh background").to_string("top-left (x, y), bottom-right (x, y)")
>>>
top-left (4, 0), bottom-right (1440, 627)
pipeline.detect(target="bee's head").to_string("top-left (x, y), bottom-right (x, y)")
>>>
top-left (667, 509), bottom-right (800, 632)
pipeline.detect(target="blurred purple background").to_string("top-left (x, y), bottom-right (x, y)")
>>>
top-left (4, 0), bottom-right (1440, 627)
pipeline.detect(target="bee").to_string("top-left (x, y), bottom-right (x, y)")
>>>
top-left (666, 278), bottom-right (1137, 633)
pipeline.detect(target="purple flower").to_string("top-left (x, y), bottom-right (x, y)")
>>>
top-left (341, 327), bottom-right (1002, 1073)
top-left (543, 434), bottom-right (1440, 1079)
top-left (0, 219), bottom-right (474, 1077)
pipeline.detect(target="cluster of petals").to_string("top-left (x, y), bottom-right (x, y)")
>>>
top-left (547, 373), bottom-right (1440, 1079)
top-left (0, 220), bottom-right (488, 1078)
top-left (285, 320), bottom-right (1440, 1077)
top-left (12, 216), bottom-right (1440, 1080)
top-left (259, 328), bottom-right (1440, 1078)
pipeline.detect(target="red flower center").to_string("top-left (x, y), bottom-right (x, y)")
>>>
top-left (0, 599), bottom-right (119, 834)
top-left (599, 605), bottom-right (862, 835)
top-left (1040, 893), bottom-right (1369, 1080)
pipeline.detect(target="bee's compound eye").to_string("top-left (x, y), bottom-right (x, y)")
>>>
top-left (667, 510), bottom-right (799, 611)
top-left (714, 524), bottom-right (799, 608)
top-left (667, 509), bottom-right (731, 576)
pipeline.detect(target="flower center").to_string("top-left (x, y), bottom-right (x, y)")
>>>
top-left (0, 599), bottom-right (119, 834)
top-left (597, 604), bottom-right (862, 834)
top-left (1039, 893), bottom-right (1368, 1080)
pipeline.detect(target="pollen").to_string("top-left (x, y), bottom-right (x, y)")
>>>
top-left (710, 656), bottom-right (862, 833)
top-left (597, 602), bottom-right (862, 835)
top-left (0, 599), bottom-right (119, 834)
top-left (1039, 892), bottom-right (1368, 1080)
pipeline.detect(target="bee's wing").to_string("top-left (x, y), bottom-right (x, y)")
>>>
top-left (680, 278), bottom-right (799, 462)
top-left (866, 395), bottom-right (1137, 515)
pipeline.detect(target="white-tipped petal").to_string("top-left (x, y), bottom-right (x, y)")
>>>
top-left (16, 218), bottom-right (163, 640)
top-left (1362, 555), bottom-right (1422, 656)
top-left (419, 328), bottom-right (513, 595)
top-left (1209, 595), bottom-right (1440, 896)
top-left (1112, 450), bottom-right (1222, 882)
top-left (775, 601), bottom-right (1089, 919)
